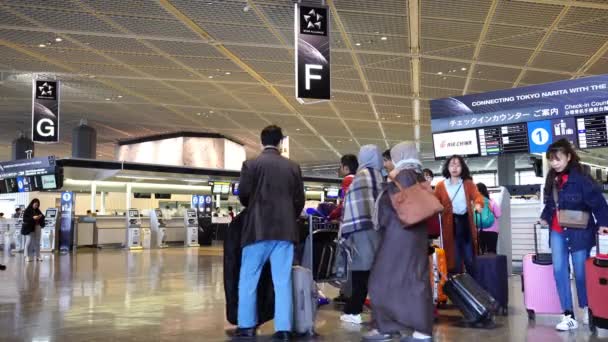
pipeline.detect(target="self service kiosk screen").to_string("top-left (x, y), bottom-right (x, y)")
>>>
top-left (325, 188), bottom-right (339, 199)
top-left (187, 211), bottom-right (196, 218)
top-left (129, 210), bottom-right (139, 217)
top-left (432, 129), bottom-right (479, 158)
top-left (46, 209), bottom-right (57, 218)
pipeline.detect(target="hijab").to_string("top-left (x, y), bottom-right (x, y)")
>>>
top-left (391, 141), bottom-right (422, 173)
top-left (357, 145), bottom-right (383, 171)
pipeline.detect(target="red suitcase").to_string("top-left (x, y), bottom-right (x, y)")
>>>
top-left (586, 234), bottom-right (608, 332)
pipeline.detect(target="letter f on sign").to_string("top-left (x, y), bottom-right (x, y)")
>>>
top-left (305, 64), bottom-right (322, 90)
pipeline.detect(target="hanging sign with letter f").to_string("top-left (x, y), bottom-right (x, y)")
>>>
top-left (295, 4), bottom-right (331, 100)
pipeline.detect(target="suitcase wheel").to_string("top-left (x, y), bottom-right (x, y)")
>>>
top-left (589, 309), bottom-right (595, 333)
top-left (527, 309), bottom-right (535, 321)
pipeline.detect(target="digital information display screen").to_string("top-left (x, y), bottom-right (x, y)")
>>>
top-left (187, 210), bottom-right (197, 218)
top-left (478, 123), bottom-right (529, 156)
top-left (577, 115), bottom-right (608, 149)
top-left (129, 210), bottom-right (139, 217)
top-left (432, 129), bottom-right (479, 159)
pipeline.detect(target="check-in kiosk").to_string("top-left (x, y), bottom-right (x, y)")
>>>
top-left (11, 212), bottom-right (24, 254)
top-left (40, 208), bottom-right (58, 252)
top-left (125, 209), bottom-right (143, 250)
top-left (184, 209), bottom-right (199, 247)
top-left (150, 208), bottom-right (167, 248)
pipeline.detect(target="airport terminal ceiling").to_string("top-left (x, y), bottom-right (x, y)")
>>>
top-left (2, 0), bottom-right (608, 172)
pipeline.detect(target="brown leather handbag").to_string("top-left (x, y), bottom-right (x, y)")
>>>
top-left (553, 187), bottom-right (589, 229)
top-left (389, 176), bottom-right (444, 228)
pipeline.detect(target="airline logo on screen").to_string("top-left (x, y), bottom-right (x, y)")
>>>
top-left (433, 130), bottom-right (479, 158)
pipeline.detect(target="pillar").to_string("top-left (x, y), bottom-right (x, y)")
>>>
top-left (90, 182), bottom-right (97, 212)
top-left (100, 192), bottom-right (106, 215)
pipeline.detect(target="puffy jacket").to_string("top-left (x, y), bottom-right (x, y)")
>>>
top-left (541, 168), bottom-right (608, 252)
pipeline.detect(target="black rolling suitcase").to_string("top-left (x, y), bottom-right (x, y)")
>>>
top-left (443, 273), bottom-right (499, 327)
top-left (474, 254), bottom-right (509, 315)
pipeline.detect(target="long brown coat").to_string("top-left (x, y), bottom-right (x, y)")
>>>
top-left (434, 179), bottom-right (484, 271)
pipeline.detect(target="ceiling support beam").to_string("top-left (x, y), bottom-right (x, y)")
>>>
top-left (513, 5), bottom-right (571, 87)
top-left (512, 0), bottom-right (608, 10)
top-left (573, 41), bottom-right (608, 78)
top-left (462, 0), bottom-right (499, 95)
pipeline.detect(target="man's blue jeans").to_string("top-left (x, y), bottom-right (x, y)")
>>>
top-left (238, 240), bottom-right (294, 331)
top-left (551, 231), bottom-right (589, 311)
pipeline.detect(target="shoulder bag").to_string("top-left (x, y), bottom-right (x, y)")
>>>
top-left (553, 186), bottom-right (589, 229)
top-left (388, 175), bottom-right (444, 228)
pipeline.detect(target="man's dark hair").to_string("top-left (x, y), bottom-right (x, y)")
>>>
top-left (228, 206), bottom-right (233, 211)
top-left (261, 125), bottom-right (284, 147)
top-left (340, 154), bottom-right (358, 175)
top-left (423, 168), bottom-right (434, 178)
top-left (441, 155), bottom-right (472, 180)
top-left (15, 208), bottom-right (21, 212)
top-left (382, 149), bottom-right (391, 160)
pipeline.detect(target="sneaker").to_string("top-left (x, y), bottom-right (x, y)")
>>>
top-left (583, 307), bottom-right (589, 325)
top-left (556, 314), bottom-right (578, 331)
top-left (340, 313), bottom-right (362, 325)
top-left (362, 329), bottom-right (393, 341)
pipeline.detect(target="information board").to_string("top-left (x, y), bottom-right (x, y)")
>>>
top-left (432, 129), bottom-right (479, 158)
top-left (577, 114), bottom-right (608, 149)
top-left (478, 123), bottom-right (529, 156)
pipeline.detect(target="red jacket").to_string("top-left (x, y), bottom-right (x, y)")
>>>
top-left (328, 174), bottom-right (355, 220)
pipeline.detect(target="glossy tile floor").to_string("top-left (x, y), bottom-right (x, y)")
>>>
top-left (1, 247), bottom-right (606, 342)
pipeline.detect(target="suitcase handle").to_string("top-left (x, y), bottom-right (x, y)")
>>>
top-left (600, 278), bottom-right (607, 286)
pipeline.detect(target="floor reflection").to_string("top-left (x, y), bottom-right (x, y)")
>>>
top-left (0, 247), bottom-right (604, 341)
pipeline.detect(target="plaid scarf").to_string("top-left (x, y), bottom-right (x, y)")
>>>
top-left (340, 167), bottom-right (383, 237)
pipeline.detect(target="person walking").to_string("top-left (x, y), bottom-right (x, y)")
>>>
top-left (22, 199), bottom-right (45, 263)
top-left (234, 125), bottom-right (305, 341)
top-left (364, 141), bottom-right (433, 342)
top-left (539, 139), bottom-right (608, 331)
top-left (476, 183), bottom-right (502, 254)
top-left (339, 145), bottom-right (383, 325)
top-left (434, 156), bottom-right (484, 276)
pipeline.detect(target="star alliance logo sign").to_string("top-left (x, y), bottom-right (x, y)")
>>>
top-left (300, 6), bottom-right (327, 36)
top-left (35, 80), bottom-right (57, 100)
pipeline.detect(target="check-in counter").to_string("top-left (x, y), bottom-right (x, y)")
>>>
top-left (94, 216), bottom-right (126, 247)
top-left (212, 217), bottom-right (231, 241)
top-left (164, 217), bottom-right (186, 243)
top-left (75, 217), bottom-right (96, 247)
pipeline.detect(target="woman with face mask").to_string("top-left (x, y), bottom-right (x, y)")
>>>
top-left (539, 139), bottom-right (608, 331)
top-left (434, 156), bottom-right (484, 277)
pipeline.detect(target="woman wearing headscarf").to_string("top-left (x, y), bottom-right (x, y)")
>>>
top-left (363, 142), bottom-right (433, 342)
top-left (339, 145), bottom-right (384, 325)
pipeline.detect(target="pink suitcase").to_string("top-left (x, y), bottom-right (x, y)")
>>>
top-left (522, 223), bottom-right (562, 320)
top-left (586, 234), bottom-right (608, 333)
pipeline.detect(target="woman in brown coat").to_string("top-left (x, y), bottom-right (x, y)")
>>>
top-left (434, 155), bottom-right (484, 276)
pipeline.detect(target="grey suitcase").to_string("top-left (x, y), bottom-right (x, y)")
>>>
top-left (292, 265), bottom-right (317, 336)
